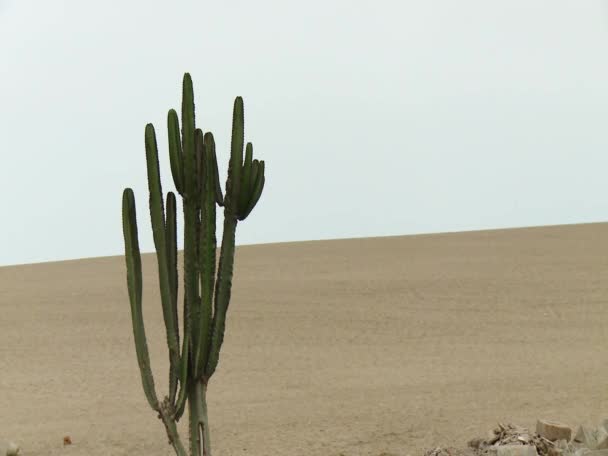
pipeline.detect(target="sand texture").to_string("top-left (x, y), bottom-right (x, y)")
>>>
top-left (2, 222), bottom-right (608, 456)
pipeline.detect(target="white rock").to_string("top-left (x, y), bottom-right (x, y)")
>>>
top-left (5, 441), bottom-right (20, 456)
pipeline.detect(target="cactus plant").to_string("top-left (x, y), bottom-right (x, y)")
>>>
top-left (121, 72), bottom-right (266, 456)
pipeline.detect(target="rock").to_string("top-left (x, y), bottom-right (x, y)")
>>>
top-left (595, 429), bottom-right (608, 450)
top-left (496, 445), bottom-right (539, 456)
top-left (536, 420), bottom-right (572, 442)
top-left (574, 426), bottom-right (599, 448)
top-left (547, 447), bottom-right (563, 456)
top-left (572, 450), bottom-right (608, 456)
top-left (5, 441), bottom-right (20, 456)
top-left (468, 437), bottom-right (485, 449)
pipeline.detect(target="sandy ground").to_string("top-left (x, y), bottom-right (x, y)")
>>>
top-left (2, 222), bottom-right (608, 456)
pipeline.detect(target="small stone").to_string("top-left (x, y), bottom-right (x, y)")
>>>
top-left (469, 438), bottom-right (486, 449)
top-left (496, 445), bottom-right (538, 456)
top-left (6, 441), bottom-right (20, 456)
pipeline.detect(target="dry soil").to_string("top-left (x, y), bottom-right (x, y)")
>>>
top-left (2, 222), bottom-right (608, 456)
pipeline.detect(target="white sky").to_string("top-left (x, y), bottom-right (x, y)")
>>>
top-left (2, 1), bottom-right (608, 267)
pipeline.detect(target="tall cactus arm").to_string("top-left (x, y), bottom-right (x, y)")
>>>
top-left (165, 191), bottom-right (180, 404)
top-left (190, 128), bottom-right (206, 378)
top-left (144, 124), bottom-right (181, 395)
top-left (181, 73), bottom-right (197, 200)
top-left (180, 72), bottom-right (202, 390)
top-left (223, 96), bottom-right (244, 214)
top-left (122, 188), bottom-right (160, 412)
top-left (204, 209), bottom-right (238, 380)
top-left (181, 74), bottom-right (202, 371)
top-left (167, 109), bottom-right (184, 195)
top-left (204, 96), bottom-right (245, 380)
top-left (193, 133), bottom-right (218, 380)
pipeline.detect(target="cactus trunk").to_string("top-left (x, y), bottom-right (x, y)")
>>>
top-left (187, 381), bottom-right (211, 456)
top-left (121, 72), bottom-right (266, 455)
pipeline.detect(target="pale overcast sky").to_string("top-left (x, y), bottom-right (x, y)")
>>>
top-left (1, 1), bottom-right (608, 267)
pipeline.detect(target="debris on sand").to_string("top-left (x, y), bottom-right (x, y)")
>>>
top-left (424, 418), bottom-right (608, 456)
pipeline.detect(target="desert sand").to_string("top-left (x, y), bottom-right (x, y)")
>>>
top-left (2, 222), bottom-right (608, 456)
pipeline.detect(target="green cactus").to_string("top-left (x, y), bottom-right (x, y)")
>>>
top-left (121, 72), bottom-right (266, 456)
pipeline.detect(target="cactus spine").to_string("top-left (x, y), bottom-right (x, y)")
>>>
top-left (121, 73), bottom-right (266, 456)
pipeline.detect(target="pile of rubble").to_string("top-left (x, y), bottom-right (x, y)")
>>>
top-left (424, 418), bottom-right (608, 456)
